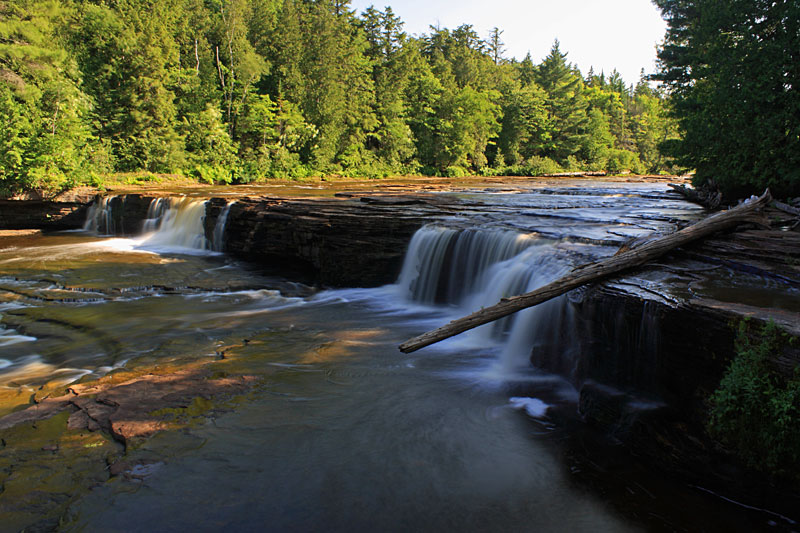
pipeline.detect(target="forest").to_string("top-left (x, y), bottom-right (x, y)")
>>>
top-left (0, 0), bottom-right (678, 195)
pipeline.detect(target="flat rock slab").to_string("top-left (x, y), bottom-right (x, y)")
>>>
top-left (0, 366), bottom-right (258, 447)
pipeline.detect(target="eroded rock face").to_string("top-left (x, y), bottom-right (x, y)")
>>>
top-left (217, 195), bottom-right (453, 286)
top-left (0, 200), bottom-right (89, 230)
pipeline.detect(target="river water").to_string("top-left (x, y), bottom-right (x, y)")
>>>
top-left (0, 182), bottom-right (794, 531)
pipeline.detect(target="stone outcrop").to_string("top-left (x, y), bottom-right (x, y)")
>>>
top-left (0, 199), bottom-right (89, 231)
top-left (0, 364), bottom-right (258, 448)
top-left (210, 195), bottom-right (456, 286)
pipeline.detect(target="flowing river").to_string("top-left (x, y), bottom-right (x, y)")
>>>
top-left (0, 182), bottom-right (794, 531)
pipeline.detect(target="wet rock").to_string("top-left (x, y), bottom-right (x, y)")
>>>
top-left (67, 410), bottom-right (91, 431)
top-left (221, 196), bottom-right (451, 286)
top-left (0, 199), bottom-right (90, 230)
top-left (0, 393), bottom-right (77, 430)
top-left (1, 367), bottom-right (258, 448)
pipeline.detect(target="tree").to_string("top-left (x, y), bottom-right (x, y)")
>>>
top-left (265, 0), bottom-right (376, 171)
top-left (360, 6), bottom-right (416, 169)
top-left (487, 27), bottom-right (506, 65)
top-left (535, 41), bottom-right (589, 164)
top-left (0, 0), bottom-right (94, 194)
top-left (654, 0), bottom-right (800, 199)
top-left (430, 86), bottom-right (500, 173)
top-left (496, 80), bottom-right (549, 166)
top-left (211, 0), bottom-right (268, 135)
top-left (73, 0), bottom-right (185, 172)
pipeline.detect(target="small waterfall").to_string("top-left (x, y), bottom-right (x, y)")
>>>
top-left (211, 201), bottom-right (235, 253)
top-left (397, 224), bottom-right (577, 373)
top-left (82, 196), bottom-right (116, 234)
top-left (397, 226), bottom-right (458, 304)
top-left (397, 226), bottom-right (536, 304)
top-left (142, 198), bottom-right (169, 233)
top-left (140, 198), bottom-right (209, 251)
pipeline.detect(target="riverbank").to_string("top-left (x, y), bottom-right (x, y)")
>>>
top-left (0, 177), bottom-right (798, 530)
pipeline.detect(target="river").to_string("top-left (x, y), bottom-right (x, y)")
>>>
top-left (0, 181), bottom-right (795, 531)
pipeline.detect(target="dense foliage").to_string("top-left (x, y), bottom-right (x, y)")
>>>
top-left (708, 321), bottom-right (800, 480)
top-left (0, 0), bottom-right (677, 195)
top-left (654, 0), bottom-right (800, 199)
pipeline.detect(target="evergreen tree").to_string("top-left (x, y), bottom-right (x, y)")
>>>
top-left (360, 6), bottom-right (416, 169)
top-left (487, 27), bottom-right (506, 66)
top-left (654, 0), bottom-right (800, 198)
top-left (496, 80), bottom-right (549, 166)
top-left (266, 0), bottom-right (376, 171)
top-left (535, 41), bottom-right (589, 164)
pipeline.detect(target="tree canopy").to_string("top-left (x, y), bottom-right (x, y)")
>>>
top-left (0, 0), bottom-right (677, 195)
top-left (654, 0), bottom-right (800, 199)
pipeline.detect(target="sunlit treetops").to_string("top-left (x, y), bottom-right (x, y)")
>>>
top-left (0, 0), bottom-right (677, 195)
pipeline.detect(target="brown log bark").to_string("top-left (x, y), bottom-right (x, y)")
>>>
top-left (398, 190), bottom-right (772, 353)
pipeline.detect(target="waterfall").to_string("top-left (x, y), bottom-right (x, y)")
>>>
top-left (397, 226), bottom-right (536, 304)
top-left (83, 196), bottom-right (212, 252)
top-left (211, 201), bottom-right (235, 253)
top-left (397, 224), bottom-right (576, 373)
top-left (140, 197), bottom-right (209, 251)
top-left (142, 198), bottom-right (168, 233)
top-left (82, 196), bottom-right (116, 234)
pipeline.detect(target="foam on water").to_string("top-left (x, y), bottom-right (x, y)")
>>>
top-left (509, 397), bottom-right (550, 418)
top-left (138, 198), bottom-right (210, 253)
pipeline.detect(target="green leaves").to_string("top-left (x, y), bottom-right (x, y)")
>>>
top-left (708, 321), bottom-right (800, 480)
top-left (0, 0), bottom-right (679, 192)
top-left (655, 0), bottom-right (800, 199)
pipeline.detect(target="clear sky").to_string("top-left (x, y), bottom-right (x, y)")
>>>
top-left (349, 0), bottom-right (667, 86)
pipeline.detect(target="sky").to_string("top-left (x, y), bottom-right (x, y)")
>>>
top-left (348, 0), bottom-right (668, 86)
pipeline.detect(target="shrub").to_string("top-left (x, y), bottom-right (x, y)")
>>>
top-left (444, 165), bottom-right (469, 178)
top-left (190, 165), bottom-right (233, 185)
top-left (522, 156), bottom-right (562, 176)
top-left (605, 149), bottom-right (645, 175)
top-left (708, 321), bottom-right (800, 480)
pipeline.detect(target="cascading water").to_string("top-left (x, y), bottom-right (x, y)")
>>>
top-left (142, 197), bottom-right (169, 233)
top-left (396, 226), bottom-right (537, 304)
top-left (396, 224), bottom-right (579, 376)
top-left (140, 197), bottom-right (209, 251)
top-left (211, 201), bottom-right (235, 252)
top-left (83, 196), bottom-right (211, 252)
top-left (82, 195), bottom-right (117, 234)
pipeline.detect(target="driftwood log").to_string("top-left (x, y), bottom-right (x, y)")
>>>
top-left (398, 190), bottom-right (772, 353)
top-left (668, 182), bottom-right (723, 210)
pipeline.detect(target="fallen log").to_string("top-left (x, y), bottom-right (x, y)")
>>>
top-left (668, 182), bottom-right (722, 210)
top-left (398, 190), bottom-right (772, 353)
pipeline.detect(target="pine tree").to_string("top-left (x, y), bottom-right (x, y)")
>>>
top-left (535, 41), bottom-right (589, 164)
top-left (654, 0), bottom-right (800, 198)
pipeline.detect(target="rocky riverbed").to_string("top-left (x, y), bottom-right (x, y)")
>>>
top-left (1, 176), bottom-right (799, 531)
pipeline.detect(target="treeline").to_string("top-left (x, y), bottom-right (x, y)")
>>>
top-left (0, 0), bottom-right (677, 195)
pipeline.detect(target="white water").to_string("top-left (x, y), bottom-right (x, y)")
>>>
top-left (81, 202), bottom-right (582, 379)
top-left (84, 196), bottom-right (213, 254)
top-left (396, 225), bottom-right (577, 377)
top-left (212, 201), bottom-right (235, 252)
top-left (139, 198), bottom-right (209, 252)
top-left (142, 197), bottom-right (169, 233)
top-left (82, 195), bottom-right (116, 233)
top-left (396, 226), bottom-right (537, 304)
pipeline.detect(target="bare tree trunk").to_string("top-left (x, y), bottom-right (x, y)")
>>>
top-left (195, 38), bottom-right (200, 76)
top-left (398, 190), bottom-right (772, 353)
